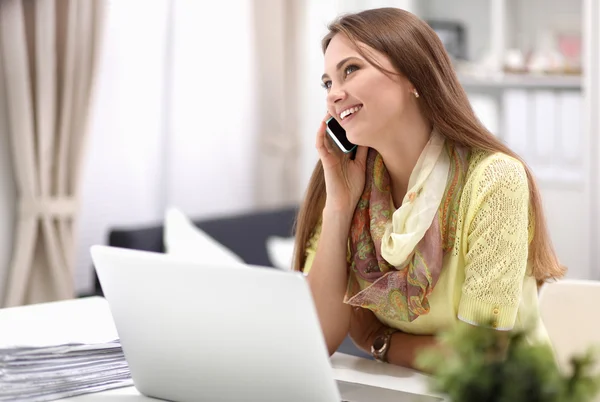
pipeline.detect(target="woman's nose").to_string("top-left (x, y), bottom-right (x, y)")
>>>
top-left (327, 84), bottom-right (346, 105)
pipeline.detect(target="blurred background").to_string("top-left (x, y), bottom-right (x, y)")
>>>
top-left (0, 0), bottom-right (597, 306)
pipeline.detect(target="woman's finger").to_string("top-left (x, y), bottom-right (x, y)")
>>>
top-left (315, 113), bottom-right (331, 148)
top-left (315, 119), bottom-right (325, 148)
top-left (354, 145), bottom-right (368, 166)
top-left (316, 124), bottom-right (328, 158)
top-left (323, 130), bottom-right (337, 154)
top-left (316, 118), bottom-right (334, 160)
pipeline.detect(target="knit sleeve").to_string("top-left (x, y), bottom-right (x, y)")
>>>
top-left (457, 154), bottom-right (530, 331)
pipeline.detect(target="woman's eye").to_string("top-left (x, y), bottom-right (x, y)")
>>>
top-left (321, 80), bottom-right (332, 90)
top-left (321, 65), bottom-right (358, 90)
top-left (344, 64), bottom-right (359, 76)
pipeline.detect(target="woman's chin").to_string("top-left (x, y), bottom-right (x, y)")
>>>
top-left (346, 132), bottom-right (358, 145)
top-left (348, 135), bottom-right (364, 148)
top-left (348, 128), bottom-right (373, 148)
top-left (346, 126), bottom-right (367, 147)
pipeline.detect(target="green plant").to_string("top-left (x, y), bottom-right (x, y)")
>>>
top-left (416, 322), bottom-right (600, 402)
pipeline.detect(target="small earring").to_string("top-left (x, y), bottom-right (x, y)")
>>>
top-left (413, 90), bottom-right (419, 98)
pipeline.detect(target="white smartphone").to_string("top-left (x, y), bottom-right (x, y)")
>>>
top-left (326, 116), bottom-right (357, 154)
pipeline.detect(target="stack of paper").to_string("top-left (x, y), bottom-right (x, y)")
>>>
top-left (0, 297), bottom-right (133, 401)
top-left (0, 340), bottom-right (132, 401)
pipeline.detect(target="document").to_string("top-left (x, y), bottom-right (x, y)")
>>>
top-left (0, 298), bottom-right (133, 401)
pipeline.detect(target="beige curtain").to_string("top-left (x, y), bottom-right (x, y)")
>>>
top-left (252, 0), bottom-right (303, 208)
top-left (0, 0), bottom-right (105, 307)
top-left (585, 0), bottom-right (600, 280)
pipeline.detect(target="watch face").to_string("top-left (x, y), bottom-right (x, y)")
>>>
top-left (373, 335), bottom-right (386, 352)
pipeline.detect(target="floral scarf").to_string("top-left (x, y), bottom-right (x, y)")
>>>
top-left (344, 129), bottom-right (469, 322)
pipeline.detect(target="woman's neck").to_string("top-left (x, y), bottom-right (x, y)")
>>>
top-left (376, 116), bottom-right (432, 208)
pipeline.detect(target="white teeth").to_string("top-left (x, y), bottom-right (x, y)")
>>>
top-left (340, 105), bottom-right (362, 120)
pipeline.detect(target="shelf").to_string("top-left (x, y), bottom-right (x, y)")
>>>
top-left (458, 73), bottom-right (582, 90)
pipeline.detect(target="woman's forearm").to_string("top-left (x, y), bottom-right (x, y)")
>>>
top-left (388, 332), bottom-right (438, 371)
top-left (306, 209), bottom-right (353, 355)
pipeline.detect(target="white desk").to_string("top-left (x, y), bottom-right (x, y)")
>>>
top-left (0, 297), bottom-right (440, 401)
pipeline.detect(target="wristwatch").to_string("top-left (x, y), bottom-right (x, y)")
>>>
top-left (371, 327), bottom-right (397, 363)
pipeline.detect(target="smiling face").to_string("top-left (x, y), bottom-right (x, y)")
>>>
top-left (321, 33), bottom-right (416, 149)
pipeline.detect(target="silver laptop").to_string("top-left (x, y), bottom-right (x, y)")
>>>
top-left (90, 245), bottom-right (444, 402)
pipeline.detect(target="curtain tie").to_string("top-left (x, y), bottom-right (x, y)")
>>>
top-left (18, 196), bottom-right (79, 218)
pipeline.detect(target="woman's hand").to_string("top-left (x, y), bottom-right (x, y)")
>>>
top-left (316, 113), bottom-right (369, 215)
top-left (349, 306), bottom-right (386, 352)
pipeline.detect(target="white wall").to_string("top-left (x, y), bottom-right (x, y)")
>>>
top-left (75, 0), bottom-right (171, 294)
top-left (164, 0), bottom-right (258, 219)
top-left (297, 0), bottom-right (337, 192)
top-left (75, 0), bottom-right (261, 294)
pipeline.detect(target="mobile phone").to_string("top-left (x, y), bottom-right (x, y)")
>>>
top-left (325, 116), bottom-right (357, 154)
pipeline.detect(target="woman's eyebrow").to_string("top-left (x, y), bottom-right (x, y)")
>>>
top-left (321, 56), bottom-right (361, 81)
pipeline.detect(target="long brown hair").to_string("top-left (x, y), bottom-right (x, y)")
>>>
top-left (292, 8), bottom-right (565, 283)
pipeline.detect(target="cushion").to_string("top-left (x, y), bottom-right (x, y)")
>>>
top-left (164, 207), bottom-right (245, 266)
top-left (266, 236), bottom-right (295, 271)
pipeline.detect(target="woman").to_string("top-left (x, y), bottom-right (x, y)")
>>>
top-left (292, 8), bottom-right (565, 370)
